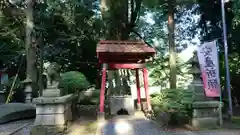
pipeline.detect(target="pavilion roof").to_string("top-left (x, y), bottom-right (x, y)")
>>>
top-left (96, 40), bottom-right (155, 63)
top-left (96, 40), bottom-right (155, 53)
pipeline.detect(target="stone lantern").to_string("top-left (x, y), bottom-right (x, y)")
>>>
top-left (187, 51), bottom-right (211, 101)
top-left (31, 62), bottom-right (78, 134)
top-left (187, 51), bottom-right (222, 128)
top-left (22, 78), bottom-right (33, 103)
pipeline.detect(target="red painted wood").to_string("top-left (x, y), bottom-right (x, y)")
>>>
top-left (96, 40), bottom-right (155, 113)
top-left (97, 52), bottom-right (154, 58)
top-left (143, 68), bottom-right (152, 111)
top-left (99, 40), bottom-right (144, 44)
top-left (97, 53), bottom-right (154, 63)
top-left (135, 69), bottom-right (141, 105)
top-left (108, 63), bottom-right (144, 69)
top-left (99, 66), bottom-right (107, 113)
top-left (97, 40), bottom-right (155, 53)
top-left (96, 40), bottom-right (156, 63)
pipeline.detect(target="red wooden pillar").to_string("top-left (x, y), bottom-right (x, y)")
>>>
top-left (135, 69), bottom-right (141, 110)
top-left (143, 67), bottom-right (152, 111)
top-left (99, 63), bottom-right (107, 113)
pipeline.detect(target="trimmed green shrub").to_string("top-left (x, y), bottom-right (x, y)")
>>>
top-left (59, 71), bottom-right (90, 94)
top-left (78, 89), bottom-right (100, 105)
top-left (151, 88), bottom-right (194, 125)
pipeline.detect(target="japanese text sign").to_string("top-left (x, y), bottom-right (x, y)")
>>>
top-left (197, 40), bottom-right (221, 97)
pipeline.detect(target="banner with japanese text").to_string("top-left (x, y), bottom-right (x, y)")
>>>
top-left (197, 40), bottom-right (221, 97)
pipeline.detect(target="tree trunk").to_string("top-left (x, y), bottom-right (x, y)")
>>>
top-left (100, 0), bottom-right (130, 95)
top-left (25, 0), bottom-right (38, 97)
top-left (168, 0), bottom-right (177, 89)
top-left (38, 31), bottom-right (44, 96)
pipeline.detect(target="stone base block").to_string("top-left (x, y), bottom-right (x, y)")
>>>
top-left (137, 103), bottom-right (141, 111)
top-left (109, 96), bottom-right (134, 115)
top-left (33, 94), bottom-right (77, 127)
top-left (192, 101), bottom-right (220, 108)
top-left (194, 93), bottom-right (213, 101)
top-left (188, 83), bottom-right (203, 93)
top-left (30, 125), bottom-right (66, 135)
top-left (192, 117), bottom-right (219, 128)
top-left (42, 89), bottom-right (62, 97)
top-left (36, 104), bottom-right (70, 114)
top-left (34, 113), bottom-right (68, 126)
top-left (141, 100), bottom-right (148, 111)
top-left (97, 112), bottom-right (105, 121)
top-left (33, 94), bottom-right (77, 104)
top-left (193, 108), bottom-right (219, 118)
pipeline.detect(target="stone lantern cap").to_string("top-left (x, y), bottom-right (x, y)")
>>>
top-left (186, 51), bottom-right (198, 65)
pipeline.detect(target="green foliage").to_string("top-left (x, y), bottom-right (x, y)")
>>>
top-left (1, 0), bottom-right (101, 84)
top-left (36, 0), bottom-right (101, 83)
top-left (151, 88), bottom-right (194, 124)
top-left (147, 55), bottom-right (187, 87)
top-left (59, 71), bottom-right (90, 93)
top-left (197, 0), bottom-right (240, 105)
top-left (0, 0), bottom-right (240, 106)
top-left (78, 89), bottom-right (100, 105)
top-left (0, 9), bottom-right (24, 65)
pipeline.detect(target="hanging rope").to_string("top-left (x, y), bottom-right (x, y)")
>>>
top-left (5, 54), bottom-right (24, 103)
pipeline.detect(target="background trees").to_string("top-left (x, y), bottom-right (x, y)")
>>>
top-left (0, 0), bottom-right (240, 104)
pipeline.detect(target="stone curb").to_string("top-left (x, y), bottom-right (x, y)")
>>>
top-left (8, 123), bottom-right (31, 135)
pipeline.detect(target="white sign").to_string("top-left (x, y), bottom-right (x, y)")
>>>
top-left (197, 40), bottom-right (221, 97)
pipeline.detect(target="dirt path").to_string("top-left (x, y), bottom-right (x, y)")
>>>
top-left (96, 112), bottom-right (240, 135)
top-left (1, 115), bottom-right (240, 135)
top-left (67, 117), bottom-right (98, 135)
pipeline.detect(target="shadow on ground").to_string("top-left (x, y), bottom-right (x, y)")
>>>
top-left (0, 103), bottom-right (35, 124)
top-left (67, 116), bottom-right (99, 135)
top-left (101, 115), bottom-right (161, 135)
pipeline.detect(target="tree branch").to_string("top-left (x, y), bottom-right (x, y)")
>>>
top-left (130, 0), bottom-right (142, 26)
top-left (131, 30), bottom-right (160, 53)
top-left (126, 0), bottom-right (143, 34)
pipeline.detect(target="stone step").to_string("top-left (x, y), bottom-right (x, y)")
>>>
top-left (33, 94), bottom-right (77, 104)
top-left (188, 83), bottom-right (204, 93)
top-left (36, 104), bottom-right (71, 115)
top-left (34, 113), bottom-right (68, 125)
top-left (192, 117), bottom-right (219, 128)
top-left (109, 96), bottom-right (134, 115)
top-left (194, 93), bottom-right (213, 101)
top-left (192, 108), bottom-right (220, 118)
top-left (42, 89), bottom-right (63, 97)
top-left (192, 101), bottom-right (221, 108)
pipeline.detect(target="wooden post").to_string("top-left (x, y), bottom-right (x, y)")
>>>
top-left (143, 68), bottom-right (152, 111)
top-left (135, 69), bottom-right (141, 110)
top-left (99, 63), bottom-right (107, 113)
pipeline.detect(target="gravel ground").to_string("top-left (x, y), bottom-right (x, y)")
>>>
top-left (1, 117), bottom-right (240, 135)
top-left (167, 131), bottom-right (240, 135)
top-left (0, 119), bottom-right (34, 135)
top-left (101, 118), bottom-right (162, 135)
top-left (12, 124), bottom-right (33, 135)
top-left (99, 115), bottom-right (240, 135)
